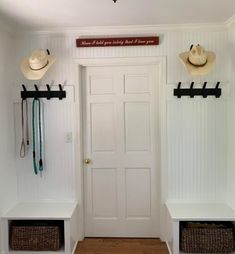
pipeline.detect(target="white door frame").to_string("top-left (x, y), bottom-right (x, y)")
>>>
top-left (74, 57), bottom-right (167, 241)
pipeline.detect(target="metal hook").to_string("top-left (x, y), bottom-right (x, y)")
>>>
top-left (59, 84), bottom-right (63, 91)
top-left (22, 84), bottom-right (27, 92)
top-left (215, 82), bottom-right (221, 98)
top-left (33, 84), bottom-right (39, 99)
top-left (46, 84), bottom-right (51, 100)
top-left (202, 82), bottom-right (207, 98)
top-left (177, 82), bottom-right (181, 89)
top-left (58, 84), bottom-right (63, 100)
top-left (190, 82), bottom-right (194, 98)
top-left (177, 82), bottom-right (181, 98)
top-left (202, 82), bottom-right (207, 89)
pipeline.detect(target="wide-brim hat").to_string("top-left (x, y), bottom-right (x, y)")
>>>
top-left (179, 45), bottom-right (216, 76)
top-left (21, 49), bottom-right (56, 80)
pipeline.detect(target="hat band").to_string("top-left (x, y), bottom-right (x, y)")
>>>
top-left (30, 60), bottom-right (49, 71)
top-left (187, 58), bottom-right (208, 67)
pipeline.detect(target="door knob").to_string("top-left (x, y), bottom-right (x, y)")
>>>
top-left (84, 158), bottom-right (91, 164)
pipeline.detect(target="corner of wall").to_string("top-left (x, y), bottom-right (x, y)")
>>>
top-left (226, 25), bottom-right (235, 210)
top-left (0, 25), bottom-right (18, 253)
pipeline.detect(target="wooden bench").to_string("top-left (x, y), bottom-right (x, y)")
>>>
top-left (1, 202), bottom-right (78, 254)
top-left (165, 203), bottom-right (235, 254)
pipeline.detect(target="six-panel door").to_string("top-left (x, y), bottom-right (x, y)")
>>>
top-left (83, 65), bottom-right (160, 237)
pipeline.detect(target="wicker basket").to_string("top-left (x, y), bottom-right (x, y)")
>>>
top-left (181, 222), bottom-right (235, 253)
top-left (10, 221), bottom-right (63, 251)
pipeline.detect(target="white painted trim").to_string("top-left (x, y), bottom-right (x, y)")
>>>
top-left (74, 61), bottom-right (85, 241)
top-left (173, 221), bottom-right (180, 254)
top-left (226, 14), bottom-right (235, 29)
top-left (2, 12), bottom-right (235, 35)
top-left (72, 241), bottom-right (78, 254)
top-left (76, 57), bottom-right (166, 67)
top-left (166, 241), bottom-right (173, 254)
top-left (74, 56), bottom-right (167, 239)
top-left (158, 57), bottom-right (168, 241)
top-left (17, 22), bottom-right (227, 36)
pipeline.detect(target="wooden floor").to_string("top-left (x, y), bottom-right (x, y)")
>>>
top-left (75, 238), bottom-right (169, 254)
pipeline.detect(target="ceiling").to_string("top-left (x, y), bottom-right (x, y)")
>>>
top-left (0, 0), bottom-right (234, 29)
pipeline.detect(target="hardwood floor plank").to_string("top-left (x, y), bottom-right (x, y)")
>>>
top-left (75, 238), bottom-right (169, 254)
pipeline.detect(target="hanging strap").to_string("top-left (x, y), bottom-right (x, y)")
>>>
top-left (20, 99), bottom-right (26, 158)
top-left (26, 99), bottom-right (29, 147)
top-left (32, 98), bottom-right (43, 175)
top-left (20, 99), bottom-right (29, 158)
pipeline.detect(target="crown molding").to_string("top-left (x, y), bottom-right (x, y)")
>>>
top-left (226, 14), bottom-right (235, 30)
top-left (1, 13), bottom-right (234, 36)
top-left (15, 22), bottom-right (227, 37)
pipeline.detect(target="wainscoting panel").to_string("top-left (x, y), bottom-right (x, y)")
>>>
top-left (167, 99), bottom-right (227, 202)
top-left (12, 29), bottom-right (229, 203)
top-left (13, 86), bottom-right (76, 202)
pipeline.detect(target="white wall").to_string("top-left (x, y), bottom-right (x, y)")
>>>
top-left (0, 26), bottom-right (18, 251)
top-left (227, 27), bottom-right (235, 209)
top-left (12, 27), bottom-right (229, 205)
top-left (12, 86), bottom-right (76, 202)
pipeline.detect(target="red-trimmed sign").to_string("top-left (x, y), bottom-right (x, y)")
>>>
top-left (76, 36), bottom-right (159, 48)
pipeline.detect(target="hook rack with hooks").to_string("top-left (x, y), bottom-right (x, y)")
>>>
top-left (21, 84), bottom-right (66, 100)
top-left (174, 82), bottom-right (221, 98)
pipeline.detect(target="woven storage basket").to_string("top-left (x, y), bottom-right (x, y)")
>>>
top-left (181, 222), bottom-right (235, 253)
top-left (10, 221), bottom-right (62, 251)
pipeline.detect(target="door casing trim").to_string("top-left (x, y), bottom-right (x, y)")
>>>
top-left (74, 57), bottom-right (167, 241)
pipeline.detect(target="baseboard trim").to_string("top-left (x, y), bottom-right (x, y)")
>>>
top-left (166, 240), bottom-right (173, 254)
top-left (72, 241), bottom-right (78, 254)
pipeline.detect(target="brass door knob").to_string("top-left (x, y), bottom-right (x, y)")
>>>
top-left (84, 158), bottom-right (91, 164)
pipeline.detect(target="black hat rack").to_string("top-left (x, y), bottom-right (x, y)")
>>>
top-left (174, 82), bottom-right (221, 98)
top-left (21, 84), bottom-right (66, 100)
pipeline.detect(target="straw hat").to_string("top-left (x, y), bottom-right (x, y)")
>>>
top-left (21, 49), bottom-right (56, 80)
top-left (179, 45), bottom-right (216, 76)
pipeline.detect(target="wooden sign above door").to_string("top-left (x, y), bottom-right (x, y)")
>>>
top-left (76, 36), bottom-right (159, 48)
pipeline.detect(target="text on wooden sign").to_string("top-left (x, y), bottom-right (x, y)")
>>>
top-left (76, 36), bottom-right (159, 47)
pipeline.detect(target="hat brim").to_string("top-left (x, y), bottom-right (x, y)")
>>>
top-left (21, 55), bottom-right (56, 80)
top-left (179, 51), bottom-right (216, 76)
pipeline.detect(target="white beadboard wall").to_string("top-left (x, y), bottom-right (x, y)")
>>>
top-left (12, 86), bottom-right (76, 202)
top-left (167, 99), bottom-right (227, 202)
top-left (0, 27), bottom-right (18, 252)
top-left (0, 30), bottom-right (17, 213)
top-left (0, 32), bottom-right (18, 207)
top-left (11, 28), bottom-right (229, 203)
top-left (227, 28), bottom-right (235, 210)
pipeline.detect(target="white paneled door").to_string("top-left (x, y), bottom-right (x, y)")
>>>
top-left (83, 64), bottom-right (160, 237)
